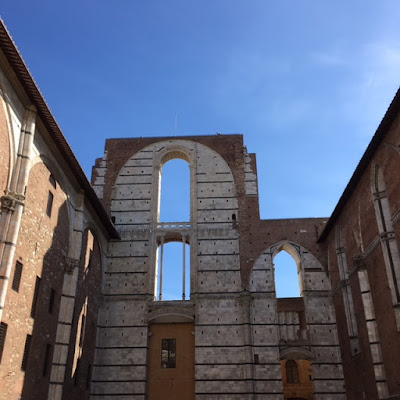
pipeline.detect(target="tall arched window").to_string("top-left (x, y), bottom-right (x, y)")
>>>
top-left (274, 250), bottom-right (300, 298)
top-left (155, 155), bottom-right (191, 301)
top-left (159, 159), bottom-right (190, 222)
top-left (372, 165), bottom-right (400, 304)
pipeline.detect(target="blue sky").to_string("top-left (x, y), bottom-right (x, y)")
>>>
top-left (2, 1), bottom-right (400, 296)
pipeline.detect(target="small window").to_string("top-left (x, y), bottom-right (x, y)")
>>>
top-left (21, 334), bottom-right (32, 371)
top-left (48, 289), bottom-right (56, 314)
top-left (161, 338), bottom-right (176, 368)
top-left (46, 191), bottom-right (54, 217)
top-left (49, 174), bottom-right (56, 189)
top-left (86, 364), bottom-right (92, 390)
top-left (79, 314), bottom-right (86, 346)
top-left (42, 343), bottom-right (52, 376)
top-left (31, 276), bottom-right (41, 318)
top-left (0, 322), bottom-right (7, 363)
top-left (286, 359), bottom-right (299, 383)
top-left (12, 261), bottom-right (23, 292)
top-left (74, 359), bottom-right (80, 386)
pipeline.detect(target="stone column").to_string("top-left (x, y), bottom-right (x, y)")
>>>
top-left (182, 235), bottom-right (186, 300)
top-left (354, 256), bottom-right (388, 399)
top-left (158, 237), bottom-right (164, 301)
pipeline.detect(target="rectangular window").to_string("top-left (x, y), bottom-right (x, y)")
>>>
top-left (21, 334), bottom-right (32, 371)
top-left (46, 191), bottom-right (54, 217)
top-left (31, 276), bottom-right (41, 318)
top-left (48, 288), bottom-right (56, 314)
top-left (161, 338), bottom-right (176, 368)
top-left (86, 364), bottom-right (92, 390)
top-left (12, 261), bottom-right (23, 292)
top-left (74, 359), bottom-right (80, 386)
top-left (0, 322), bottom-right (7, 363)
top-left (79, 314), bottom-right (86, 346)
top-left (42, 343), bottom-right (52, 376)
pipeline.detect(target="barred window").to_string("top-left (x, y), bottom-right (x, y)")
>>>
top-left (31, 276), bottom-right (41, 318)
top-left (0, 322), bottom-right (7, 363)
top-left (21, 334), bottom-right (32, 371)
top-left (46, 191), bottom-right (54, 217)
top-left (12, 261), bottom-right (23, 292)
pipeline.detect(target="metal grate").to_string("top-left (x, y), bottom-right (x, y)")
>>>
top-left (0, 322), bottom-right (7, 363)
top-left (21, 334), bottom-right (32, 371)
top-left (46, 191), bottom-right (54, 217)
top-left (12, 261), bottom-right (23, 292)
top-left (30, 276), bottom-right (41, 318)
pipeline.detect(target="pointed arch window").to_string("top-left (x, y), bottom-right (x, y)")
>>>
top-left (372, 165), bottom-right (400, 303)
top-left (274, 250), bottom-right (301, 298)
top-left (371, 164), bottom-right (400, 330)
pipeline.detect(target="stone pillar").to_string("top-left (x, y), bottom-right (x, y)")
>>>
top-left (48, 191), bottom-right (85, 400)
top-left (0, 105), bottom-right (36, 322)
top-left (239, 291), bottom-right (256, 398)
top-left (354, 256), bottom-right (388, 399)
top-left (158, 237), bottom-right (164, 301)
top-left (182, 235), bottom-right (186, 300)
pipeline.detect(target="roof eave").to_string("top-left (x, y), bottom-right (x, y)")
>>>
top-left (318, 86), bottom-right (400, 243)
top-left (0, 19), bottom-right (119, 240)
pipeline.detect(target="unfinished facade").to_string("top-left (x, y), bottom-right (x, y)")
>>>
top-left (89, 136), bottom-right (344, 399)
top-left (1, 17), bottom-right (400, 400)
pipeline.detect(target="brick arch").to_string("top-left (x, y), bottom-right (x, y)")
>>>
top-left (159, 145), bottom-right (192, 165)
top-left (280, 346), bottom-right (313, 361)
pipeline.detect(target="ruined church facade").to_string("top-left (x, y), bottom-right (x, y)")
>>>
top-left (0, 18), bottom-right (400, 400)
top-left (89, 136), bottom-right (344, 399)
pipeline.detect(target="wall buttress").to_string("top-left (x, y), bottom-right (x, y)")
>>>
top-left (48, 191), bottom-right (85, 400)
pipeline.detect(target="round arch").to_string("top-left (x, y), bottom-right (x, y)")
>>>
top-left (280, 346), bottom-right (314, 361)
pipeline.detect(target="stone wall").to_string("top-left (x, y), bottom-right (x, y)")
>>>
top-left (324, 107), bottom-right (400, 400)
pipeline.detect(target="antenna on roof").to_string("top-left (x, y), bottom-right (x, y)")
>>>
top-left (174, 112), bottom-right (177, 136)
